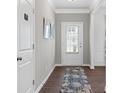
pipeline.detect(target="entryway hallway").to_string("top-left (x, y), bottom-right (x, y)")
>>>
top-left (17, 0), bottom-right (106, 93)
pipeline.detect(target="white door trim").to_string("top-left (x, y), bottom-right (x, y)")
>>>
top-left (89, 0), bottom-right (106, 69)
top-left (61, 22), bottom-right (83, 66)
top-left (89, 13), bottom-right (95, 69)
top-left (32, 0), bottom-right (35, 92)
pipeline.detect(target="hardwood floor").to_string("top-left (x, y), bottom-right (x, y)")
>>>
top-left (39, 66), bottom-right (105, 93)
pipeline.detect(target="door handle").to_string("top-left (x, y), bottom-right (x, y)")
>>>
top-left (17, 57), bottom-right (22, 61)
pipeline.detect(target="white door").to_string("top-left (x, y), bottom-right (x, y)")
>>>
top-left (17, 0), bottom-right (34, 93)
top-left (61, 22), bottom-right (83, 65)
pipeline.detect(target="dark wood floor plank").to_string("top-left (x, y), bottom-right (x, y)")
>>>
top-left (39, 66), bottom-right (105, 93)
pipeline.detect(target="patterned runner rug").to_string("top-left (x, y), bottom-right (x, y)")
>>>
top-left (60, 67), bottom-right (93, 93)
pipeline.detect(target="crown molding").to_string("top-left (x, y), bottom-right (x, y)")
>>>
top-left (90, 0), bottom-right (106, 13)
top-left (55, 9), bottom-right (90, 14)
top-left (90, 0), bottom-right (101, 11)
top-left (48, 0), bottom-right (55, 12)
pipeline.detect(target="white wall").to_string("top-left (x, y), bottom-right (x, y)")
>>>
top-left (35, 0), bottom-right (55, 90)
top-left (94, 7), bottom-right (106, 66)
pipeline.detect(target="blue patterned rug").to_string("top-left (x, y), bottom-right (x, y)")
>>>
top-left (60, 67), bottom-right (93, 93)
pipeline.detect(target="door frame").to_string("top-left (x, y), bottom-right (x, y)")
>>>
top-left (61, 22), bottom-right (83, 66)
top-left (17, 0), bottom-right (35, 92)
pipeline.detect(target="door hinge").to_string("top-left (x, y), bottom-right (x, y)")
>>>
top-left (33, 9), bottom-right (35, 14)
top-left (32, 44), bottom-right (35, 49)
top-left (33, 80), bottom-right (35, 85)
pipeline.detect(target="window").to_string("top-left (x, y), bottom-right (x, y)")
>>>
top-left (66, 25), bottom-right (79, 53)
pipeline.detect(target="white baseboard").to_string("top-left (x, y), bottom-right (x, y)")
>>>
top-left (55, 64), bottom-right (90, 67)
top-left (90, 65), bottom-right (95, 69)
top-left (94, 63), bottom-right (106, 66)
top-left (35, 65), bottom-right (56, 93)
top-left (95, 65), bottom-right (106, 66)
top-left (82, 64), bottom-right (91, 67)
top-left (90, 63), bottom-right (105, 69)
top-left (34, 81), bottom-right (43, 93)
top-left (55, 64), bottom-right (63, 66)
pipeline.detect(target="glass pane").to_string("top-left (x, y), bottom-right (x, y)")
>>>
top-left (66, 25), bottom-right (79, 53)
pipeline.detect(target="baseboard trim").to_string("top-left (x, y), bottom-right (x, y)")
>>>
top-left (55, 64), bottom-right (90, 67)
top-left (90, 65), bottom-right (95, 69)
top-left (34, 81), bottom-right (43, 93)
top-left (95, 65), bottom-right (106, 66)
top-left (94, 64), bottom-right (106, 66)
top-left (35, 65), bottom-right (56, 93)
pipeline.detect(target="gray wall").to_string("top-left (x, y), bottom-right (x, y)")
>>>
top-left (35, 0), bottom-right (55, 90)
top-left (55, 13), bottom-right (90, 64)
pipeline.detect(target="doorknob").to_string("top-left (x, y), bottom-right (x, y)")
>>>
top-left (17, 57), bottom-right (22, 61)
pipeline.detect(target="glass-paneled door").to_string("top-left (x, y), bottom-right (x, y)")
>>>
top-left (61, 22), bottom-right (83, 65)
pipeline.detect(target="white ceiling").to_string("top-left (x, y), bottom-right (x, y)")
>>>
top-left (50, 0), bottom-right (95, 9)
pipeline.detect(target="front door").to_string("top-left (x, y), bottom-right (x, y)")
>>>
top-left (61, 22), bottom-right (83, 65)
top-left (17, 0), bottom-right (34, 93)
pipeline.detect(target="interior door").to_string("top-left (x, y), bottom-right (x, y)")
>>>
top-left (17, 0), bottom-right (34, 93)
top-left (61, 22), bottom-right (83, 65)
